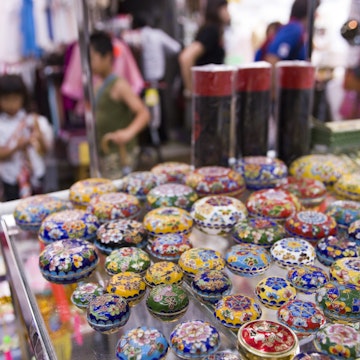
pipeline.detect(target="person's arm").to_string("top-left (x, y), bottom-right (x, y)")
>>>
top-left (160, 30), bottom-right (181, 55)
top-left (101, 78), bottom-right (150, 153)
top-left (178, 41), bottom-right (205, 95)
top-left (0, 137), bottom-right (30, 160)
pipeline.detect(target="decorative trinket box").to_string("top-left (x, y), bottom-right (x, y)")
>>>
top-left (39, 239), bottom-right (98, 284)
top-left (104, 247), bottom-right (151, 276)
top-left (246, 189), bottom-right (301, 222)
top-left (116, 326), bottom-right (169, 360)
top-left (148, 234), bottom-right (192, 262)
top-left (315, 281), bottom-right (360, 323)
top-left (151, 161), bottom-right (192, 184)
top-left (204, 352), bottom-right (241, 360)
top-left (95, 219), bottom-right (147, 255)
top-left (293, 353), bottom-right (335, 360)
top-left (69, 177), bottom-right (116, 208)
top-left (13, 195), bottom-right (70, 232)
top-left (38, 209), bottom-right (100, 244)
top-left (147, 183), bottom-right (198, 210)
top-left (185, 166), bottom-right (245, 198)
top-left (214, 294), bottom-right (262, 331)
top-left (276, 176), bottom-right (327, 207)
top-left (277, 299), bottom-right (326, 338)
top-left (270, 237), bottom-right (315, 268)
top-left (87, 192), bottom-right (141, 223)
top-left (334, 173), bottom-right (360, 201)
top-left (225, 243), bottom-right (271, 277)
top-left (237, 320), bottom-right (299, 360)
top-left (178, 248), bottom-right (226, 278)
top-left (330, 257), bottom-right (360, 287)
top-left (170, 320), bottom-right (220, 359)
top-left (287, 265), bottom-right (329, 294)
top-left (325, 200), bottom-right (360, 228)
top-left (119, 171), bottom-right (167, 202)
top-left (289, 154), bottom-right (352, 187)
top-left (143, 207), bottom-right (193, 238)
top-left (348, 219), bottom-right (360, 245)
top-left (255, 276), bottom-right (297, 309)
top-left (284, 210), bottom-right (337, 243)
top-left (191, 269), bottom-right (232, 305)
top-left (71, 282), bottom-right (105, 309)
top-left (144, 261), bottom-right (184, 287)
top-left (233, 156), bottom-right (288, 190)
top-left (313, 323), bottom-right (360, 359)
top-left (86, 294), bottom-right (130, 334)
top-left (191, 195), bottom-right (247, 235)
top-left (106, 272), bottom-right (146, 306)
top-left (146, 284), bottom-right (189, 322)
top-left (231, 218), bottom-right (286, 248)
top-left (316, 233), bottom-right (358, 266)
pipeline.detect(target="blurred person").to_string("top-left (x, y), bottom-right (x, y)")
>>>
top-left (179, 0), bottom-right (231, 96)
top-left (89, 31), bottom-right (150, 179)
top-left (0, 74), bottom-right (53, 201)
top-left (255, 21), bottom-right (282, 61)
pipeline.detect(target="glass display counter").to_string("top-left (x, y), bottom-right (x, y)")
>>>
top-left (0, 213), bottom-right (322, 360)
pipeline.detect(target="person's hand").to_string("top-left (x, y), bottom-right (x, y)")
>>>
top-left (16, 136), bottom-right (31, 151)
top-left (101, 129), bottom-right (133, 154)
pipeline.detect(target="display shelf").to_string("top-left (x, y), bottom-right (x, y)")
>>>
top-left (0, 211), bottom-right (328, 360)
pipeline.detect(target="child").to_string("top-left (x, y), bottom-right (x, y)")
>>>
top-left (0, 74), bottom-right (54, 201)
top-left (89, 31), bottom-right (150, 179)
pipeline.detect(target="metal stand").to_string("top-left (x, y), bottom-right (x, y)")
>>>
top-left (74, 0), bottom-right (101, 178)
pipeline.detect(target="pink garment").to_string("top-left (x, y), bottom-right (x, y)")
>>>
top-left (61, 38), bottom-right (144, 106)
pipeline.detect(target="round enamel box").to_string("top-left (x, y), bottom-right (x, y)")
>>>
top-left (325, 200), bottom-right (360, 229)
top-left (104, 247), bottom-right (151, 275)
top-left (313, 323), bottom-right (360, 359)
top-left (178, 248), bottom-right (226, 278)
top-left (116, 326), bottom-right (169, 360)
top-left (86, 294), bottom-right (130, 334)
top-left (191, 195), bottom-right (247, 235)
top-left (246, 189), bottom-right (301, 222)
top-left (233, 156), bottom-right (287, 190)
top-left (270, 238), bottom-right (315, 268)
top-left (119, 171), bottom-right (167, 202)
top-left (95, 219), bottom-right (147, 255)
top-left (276, 176), bottom-right (327, 207)
top-left (170, 320), bottom-right (220, 359)
top-left (13, 195), bottom-right (70, 232)
top-left (289, 154), bottom-right (352, 187)
top-left (255, 276), bottom-right (297, 309)
top-left (285, 211), bottom-right (337, 243)
top-left (151, 161), bottom-right (192, 184)
top-left (204, 352), bottom-right (241, 360)
top-left (293, 353), bottom-right (335, 360)
top-left (277, 299), bottom-right (326, 338)
top-left (214, 295), bottom-right (262, 331)
top-left (185, 166), bottom-right (245, 198)
top-left (146, 284), bottom-right (189, 322)
top-left (143, 207), bottom-right (193, 238)
top-left (315, 281), bottom-right (360, 323)
top-left (231, 218), bottom-right (286, 248)
top-left (71, 282), bottom-right (105, 309)
top-left (237, 320), bottom-right (299, 360)
top-left (225, 244), bottom-right (271, 277)
top-left (330, 257), bottom-right (360, 287)
top-left (148, 234), bottom-right (192, 262)
top-left (191, 269), bottom-right (232, 305)
top-left (316, 233), bottom-right (358, 266)
top-left (348, 219), bottom-right (360, 245)
top-left (144, 261), bottom-right (184, 287)
top-left (287, 265), bottom-right (329, 294)
top-left (69, 177), bottom-right (117, 208)
top-left (38, 209), bottom-right (100, 244)
top-left (334, 173), bottom-right (360, 201)
top-left (107, 272), bottom-right (147, 306)
top-left (146, 183), bottom-right (198, 210)
top-left (87, 192), bottom-right (141, 223)
top-left (39, 239), bottom-right (98, 284)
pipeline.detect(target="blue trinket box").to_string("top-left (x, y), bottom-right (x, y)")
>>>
top-left (325, 200), bottom-right (360, 229)
top-left (348, 219), bottom-right (360, 245)
top-left (87, 294), bottom-right (130, 334)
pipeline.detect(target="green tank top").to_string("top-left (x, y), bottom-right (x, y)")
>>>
top-left (95, 75), bottom-right (137, 156)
